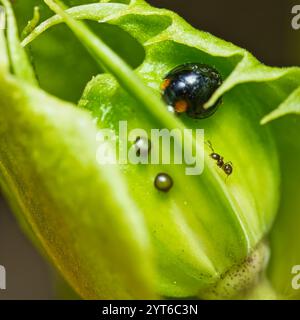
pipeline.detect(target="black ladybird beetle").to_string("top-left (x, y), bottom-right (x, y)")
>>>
top-left (161, 63), bottom-right (223, 119)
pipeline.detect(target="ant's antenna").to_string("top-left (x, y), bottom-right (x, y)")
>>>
top-left (205, 140), bottom-right (214, 152)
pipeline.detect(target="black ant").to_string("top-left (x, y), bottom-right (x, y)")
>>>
top-left (206, 141), bottom-right (233, 178)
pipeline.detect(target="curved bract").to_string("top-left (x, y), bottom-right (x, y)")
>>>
top-left (0, 0), bottom-right (299, 299)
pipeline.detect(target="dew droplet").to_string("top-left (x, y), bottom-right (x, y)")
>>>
top-left (154, 173), bottom-right (173, 192)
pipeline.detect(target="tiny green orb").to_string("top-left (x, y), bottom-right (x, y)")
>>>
top-left (154, 173), bottom-right (173, 192)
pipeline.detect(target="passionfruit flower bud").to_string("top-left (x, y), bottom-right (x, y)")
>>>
top-left (0, 0), bottom-right (285, 299)
top-left (80, 71), bottom-right (280, 298)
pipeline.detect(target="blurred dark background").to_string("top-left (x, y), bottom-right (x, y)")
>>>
top-left (0, 0), bottom-right (298, 299)
top-left (149, 0), bottom-right (298, 67)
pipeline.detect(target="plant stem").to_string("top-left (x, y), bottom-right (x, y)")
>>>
top-left (1, 0), bottom-right (38, 85)
top-left (21, 6), bottom-right (40, 38)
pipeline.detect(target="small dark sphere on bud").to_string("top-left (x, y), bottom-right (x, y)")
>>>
top-left (154, 173), bottom-right (173, 192)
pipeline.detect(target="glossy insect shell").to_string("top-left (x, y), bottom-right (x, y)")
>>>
top-left (162, 63), bottom-right (223, 119)
top-left (210, 153), bottom-right (221, 161)
top-left (224, 163), bottom-right (233, 175)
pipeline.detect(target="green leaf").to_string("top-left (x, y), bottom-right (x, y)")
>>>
top-left (0, 1), bottom-right (155, 298)
top-left (266, 116), bottom-right (300, 299)
top-left (0, 69), bottom-right (155, 299)
top-left (261, 87), bottom-right (300, 124)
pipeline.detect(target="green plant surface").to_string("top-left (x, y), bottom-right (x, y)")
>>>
top-left (0, 0), bottom-right (300, 299)
top-left (0, 0), bottom-right (155, 299)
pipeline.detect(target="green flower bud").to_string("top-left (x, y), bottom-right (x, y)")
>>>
top-left (1, 0), bottom-right (299, 300)
top-left (79, 70), bottom-right (280, 298)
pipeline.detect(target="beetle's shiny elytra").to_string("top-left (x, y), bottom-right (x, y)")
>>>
top-left (161, 63), bottom-right (223, 119)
